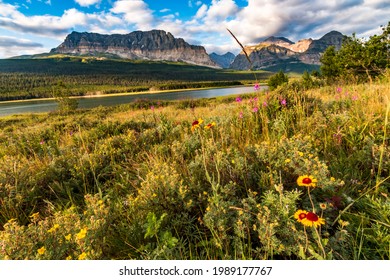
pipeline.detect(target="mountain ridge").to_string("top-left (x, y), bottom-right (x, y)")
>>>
top-left (50, 30), bottom-right (218, 68)
top-left (229, 30), bottom-right (344, 71)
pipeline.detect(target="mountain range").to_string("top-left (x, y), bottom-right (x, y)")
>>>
top-left (30, 29), bottom-right (345, 72)
top-left (230, 31), bottom-right (344, 71)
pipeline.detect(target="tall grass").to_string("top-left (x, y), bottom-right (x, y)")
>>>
top-left (0, 78), bottom-right (389, 260)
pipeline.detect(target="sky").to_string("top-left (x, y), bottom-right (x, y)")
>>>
top-left (0, 0), bottom-right (389, 58)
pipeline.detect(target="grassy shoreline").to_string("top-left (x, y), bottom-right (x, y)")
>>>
top-left (0, 83), bottom-right (266, 105)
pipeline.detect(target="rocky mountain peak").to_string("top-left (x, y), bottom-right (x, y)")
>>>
top-left (263, 36), bottom-right (294, 45)
top-left (230, 30), bottom-right (345, 71)
top-left (51, 30), bottom-right (218, 67)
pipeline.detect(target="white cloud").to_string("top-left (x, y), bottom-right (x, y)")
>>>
top-left (189, 0), bottom-right (203, 8)
top-left (74, 0), bottom-right (101, 7)
top-left (194, 4), bottom-right (208, 18)
top-left (221, 0), bottom-right (389, 46)
top-left (110, 0), bottom-right (154, 30)
top-left (0, 35), bottom-right (46, 57)
top-left (204, 0), bottom-right (238, 20)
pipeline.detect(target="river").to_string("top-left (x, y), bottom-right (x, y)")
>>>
top-left (0, 86), bottom-right (262, 117)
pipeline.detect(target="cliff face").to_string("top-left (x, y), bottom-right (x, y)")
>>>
top-left (51, 30), bottom-right (218, 67)
top-left (230, 31), bottom-right (344, 70)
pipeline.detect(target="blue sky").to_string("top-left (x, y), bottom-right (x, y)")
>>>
top-left (0, 0), bottom-right (389, 58)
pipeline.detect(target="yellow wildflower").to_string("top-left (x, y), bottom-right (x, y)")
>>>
top-left (78, 252), bottom-right (87, 260)
top-left (47, 224), bottom-right (60, 233)
top-left (37, 246), bottom-right (46, 255)
top-left (76, 228), bottom-right (88, 240)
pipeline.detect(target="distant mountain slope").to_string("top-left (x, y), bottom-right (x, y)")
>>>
top-left (230, 31), bottom-right (344, 71)
top-left (209, 52), bottom-right (236, 68)
top-left (50, 30), bottom-right (218, 68)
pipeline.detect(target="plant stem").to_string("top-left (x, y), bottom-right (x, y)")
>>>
top-left (314, 226), bottom-right (326, 258)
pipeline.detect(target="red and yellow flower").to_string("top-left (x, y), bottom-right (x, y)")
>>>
top-left (294, 210), bottom-right (325, 228)
top-left (205, 122), bottom-right (216, 129)
top-left (294, 209), bottom-right (308, 223)
top-left (191, 118), bottom-right (203, 132)
top-left (297, 175), bottom-right (318, 188)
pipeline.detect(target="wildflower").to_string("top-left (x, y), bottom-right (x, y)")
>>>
top-left (281, 99), bottom-right (287, 106)
top-left (78, 252), bottom-right (87, 260)
top-left (336, 87), bottom-right (342, 93)
top-left (47, 224), bottom-right (60, 233)
top-left (284, 158), bottom-right (291, 163)
top-left (235, 96), bottom-right (242, 102)
top-left (319, 203), bottom-right (327, 210)
top-left (29, 212), bottom-right (40, 222)
top-left (65, 234), bottom-right (72, 241)
top-left (338, 219), bottom-right (350, 228)
top-left (303, 212), bottom-right (325, 227)
top-left (262, 101), bottom-right (268, 107)
top-left (252, 107), bottom-right (259, 113)
top-left (205, 122), bottom-right (216, 129)
top-left (297, 175), bottom-right (318, 188)
top-left (254, 83), bottom-right (260, 91)
top-left (294, 210), bottom-right (325, 228)
top-left (239, 111), bottom-right (243, 119)
top-left (191, 118), bottom-right (203, 132)
top-left (294, 209), bottom-right (308, 223)
top-left (66, 256), bottom-right (72, 260)
top-left (7, 218), bottom-right (17, 224)
top-left (37, 246), bottom-right (46, 255)
top-left (40, 140), bottom-right (45, 145)
top-left (150, 105), bottom-right (155, 111)
top-left (76, 227), bottom-right (88, 240)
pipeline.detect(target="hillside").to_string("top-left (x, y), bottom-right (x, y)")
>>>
top-left (0, 58), bottom-right (270, 100)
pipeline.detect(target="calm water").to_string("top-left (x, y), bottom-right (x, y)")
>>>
top-left (0, 86), bottom-right (261, 117)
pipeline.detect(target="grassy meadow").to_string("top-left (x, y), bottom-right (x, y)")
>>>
top-left (0, 73), bottom-right (389, 260)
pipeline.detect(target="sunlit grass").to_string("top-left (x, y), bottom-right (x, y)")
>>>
top-left (0, 79), bottom-right (389, 260)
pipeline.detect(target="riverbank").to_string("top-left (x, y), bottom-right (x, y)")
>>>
top-left (0, 85), bottom-right (267, 116)
top-left (0, 83), bottom-right (267, 105)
